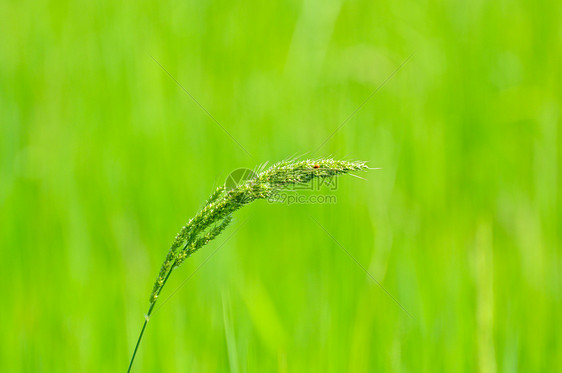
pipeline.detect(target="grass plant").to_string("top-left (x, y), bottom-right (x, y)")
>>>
top-left (127, 158), bottom-right (367, 372)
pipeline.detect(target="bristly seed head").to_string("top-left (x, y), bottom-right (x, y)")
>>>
top-left (147, 158), bottom-right (368, 305)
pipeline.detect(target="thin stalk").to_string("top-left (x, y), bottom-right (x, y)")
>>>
top-left (127, 262), bottom-right (175, 373)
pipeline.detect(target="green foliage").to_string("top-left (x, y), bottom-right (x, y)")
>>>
top-left (1, 0), bottom-right (560, 372)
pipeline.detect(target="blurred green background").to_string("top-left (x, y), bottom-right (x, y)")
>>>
top-left (1, 0), bottom-right (560, 371)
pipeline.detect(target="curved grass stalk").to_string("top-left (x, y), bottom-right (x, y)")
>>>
top-left (127, 158), bottom-right (367, 372)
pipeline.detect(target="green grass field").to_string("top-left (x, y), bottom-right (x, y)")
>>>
top-left (1, 0), bottom-right (560, 371)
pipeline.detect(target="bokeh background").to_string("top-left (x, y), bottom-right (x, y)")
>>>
top-left (1, 0), bottom-right (560, 371)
